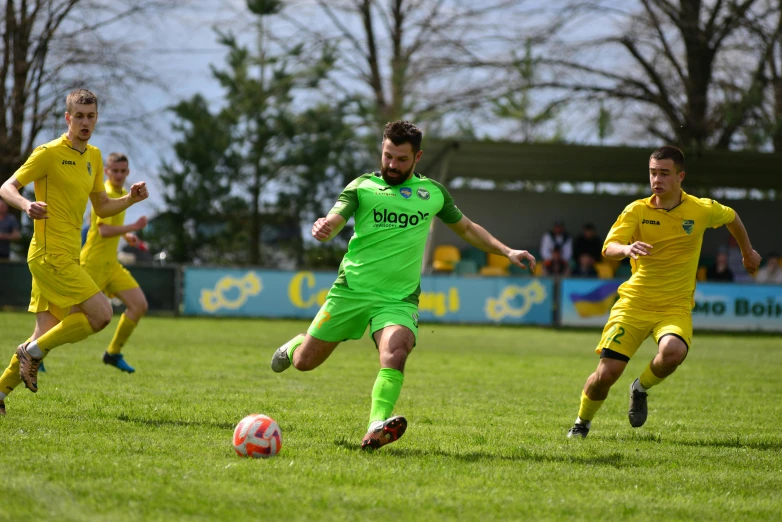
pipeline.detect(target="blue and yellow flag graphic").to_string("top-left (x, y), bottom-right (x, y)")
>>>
top-left (569, 283), bottom-right (620, 318)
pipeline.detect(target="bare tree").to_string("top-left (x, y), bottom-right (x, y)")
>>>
top-left (537, 0), bottom-right (782, 150)
top-left (0, 0), bottom-right (183, 190)
top-left (284, 0), bottom-right (549, 132)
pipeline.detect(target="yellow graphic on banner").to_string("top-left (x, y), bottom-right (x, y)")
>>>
top-left (485, 280), bottom-right (547, 321)
top-left (289, 271), bottom-right (329, 309)
top-left (200, 272), bottom-right (262, 312)
top-left (419, 287), bottom-right (460, 317)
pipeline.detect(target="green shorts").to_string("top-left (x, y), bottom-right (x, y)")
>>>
top-left (307, 284), bottom-right (419, 344)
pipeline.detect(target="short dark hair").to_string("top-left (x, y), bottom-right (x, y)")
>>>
top-left (106, 152), bottom-right (129, 165)
top-left (650, 145), bottom-right (685, 171)
top-left (66, 89), bottom-right (98, 113)
top-left (383, 121), bottom-right (423, 153)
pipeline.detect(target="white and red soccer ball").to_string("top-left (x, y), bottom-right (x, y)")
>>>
top-left (232, 414), bottom-right (282, 458)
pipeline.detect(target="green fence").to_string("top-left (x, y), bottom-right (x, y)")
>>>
top-left (0, 262), bottom-right (180, 313)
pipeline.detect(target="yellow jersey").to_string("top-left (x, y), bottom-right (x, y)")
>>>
top-left (603, 190), bottom-right (735, 311)
top-left (80, 180), bottom-right (128, 269)
top-left (15, 134), bottom-right (104, 261)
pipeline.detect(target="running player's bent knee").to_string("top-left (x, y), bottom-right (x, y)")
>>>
top-left (658, 335), bottom-right (688, 366)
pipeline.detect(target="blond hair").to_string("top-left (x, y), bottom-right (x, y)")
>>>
top-left (66, 89), bottom-right (98, 113)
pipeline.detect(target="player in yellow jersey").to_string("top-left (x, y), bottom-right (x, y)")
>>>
top-left (81, 152), bottom-right (149, 373)
top-left (0, 89), bottom-right (149, 415)
top-left (567, 146), bottom-right (761, 438)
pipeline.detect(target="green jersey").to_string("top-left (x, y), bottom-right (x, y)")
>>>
top-left (328, 172), bottom-right (463, 303)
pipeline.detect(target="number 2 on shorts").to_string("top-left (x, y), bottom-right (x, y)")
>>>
top-left (606, 324), bottom-right (626, 345)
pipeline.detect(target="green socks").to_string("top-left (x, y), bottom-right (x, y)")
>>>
top-left (368, 368), bottom-right (404, 429)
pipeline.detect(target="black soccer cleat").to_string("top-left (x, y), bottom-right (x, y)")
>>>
top-left (628, 379), bottom-right (648, 428)
top-left (567, 420), bottom-right (591, 439)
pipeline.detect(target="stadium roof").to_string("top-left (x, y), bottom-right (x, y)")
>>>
top-left (417, 140), bottom-right (782, 190)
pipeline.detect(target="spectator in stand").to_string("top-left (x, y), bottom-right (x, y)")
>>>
top-left (540, 219), bottom-right (573, 264)
top-left (572, 251), bottom-right (598, 278)
top-left (706, 249), bottom-right (734, 282)
top-left (573, 222), bottom-right (602, 263)
top-left (543, 245), bottom-right (570, 277)
top-left (755, 252), bottom-right (782, 284)
top-left (0, 199), bottom-right (21, 261)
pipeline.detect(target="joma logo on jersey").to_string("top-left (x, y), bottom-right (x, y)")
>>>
top-left (642, 219), bottom-right (661, 225)
top-left (373, 208), bottom-right (429, 228)
top-left (62, 160), bottom-right (76, 165)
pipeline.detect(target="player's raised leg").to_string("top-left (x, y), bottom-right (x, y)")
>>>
top-left (361, 325), bottom-right (414, 450)
top-left (271, 333), bottom-right (340, 373)
top-left (17, 292), bottom-right (111, 392)
top-left (568, 355), bottom-right (627, 438)
top-left (103, 286), bottom-right (148, 373)
top-left (628, 334), bottom-right (688, 428)
top-left (0, 311), bottom-right (61, 414)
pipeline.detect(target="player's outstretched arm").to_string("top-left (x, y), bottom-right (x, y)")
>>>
top-left (447, 215), bottom-right (536, 271)
top-left (726, 212), bottom-right (761, 274)
top-left (0, 176), bottom-right (48, 219)
top-left (98, 216), bottom-right (147, 239)
top-left (604, 241), bottom-right (652, 260)
top-left (90, 182), bottom-right (148, 218)
top-left (312, 214), bottom-right (347, 242)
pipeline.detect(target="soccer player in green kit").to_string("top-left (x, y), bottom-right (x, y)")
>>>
top-left (271, 121), bottom-right (537, 450)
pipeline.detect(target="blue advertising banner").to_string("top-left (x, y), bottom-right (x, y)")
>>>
top-left (560, 278), bottom-right (782, 332)
top-left (183, 267), bottom-right (554, 325)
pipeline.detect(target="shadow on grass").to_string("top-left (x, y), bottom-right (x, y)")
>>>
top-left (673, 437), bottom-right (782, 451)
top-left (333, 438), bottom-right (628, 467)
top-left (603, 431), bottom-right (782, 451)
top-left (117, 414), bottom-right (235, 430)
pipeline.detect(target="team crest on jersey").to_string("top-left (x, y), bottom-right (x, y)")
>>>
top-left (400, 187), bottom-right (412, 198)
top-left (416, 188), bottom-right (430, 200)
top-left (682, 219), bottom-right (694, 235)
top-left (87, 162), bottom-right (92, 176)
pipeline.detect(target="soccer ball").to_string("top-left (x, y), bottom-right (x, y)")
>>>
top-left (232, 414), bottom-right (282, 458)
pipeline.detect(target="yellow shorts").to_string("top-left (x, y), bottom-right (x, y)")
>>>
top-left (594, 298), bottom-right (692, 360)
top-left (82, 260), bottom-right (139, 297)
top-left (28, 254), bottom-right (101, 319)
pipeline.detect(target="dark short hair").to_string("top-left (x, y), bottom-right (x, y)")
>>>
top-left (768, 251), bottom-right (779, 258)
top-left (383, 121), bottom-right (423, 153)
top-left (106, 152), bottom-right (129, 165)
top-left (650, 145), bottom-right (685, 171)
top-left (583, 222), bottom-right (595, 230)
top-left (66, 89), bottom-right (98, 113)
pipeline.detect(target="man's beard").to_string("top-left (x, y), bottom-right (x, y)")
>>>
top-left (381, 164), bottom-right (414, 186)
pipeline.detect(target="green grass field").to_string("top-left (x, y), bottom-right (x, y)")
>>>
top-left (0, 311), bottom-right (780, 522)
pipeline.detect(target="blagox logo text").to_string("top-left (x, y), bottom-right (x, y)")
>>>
top-left (373, 208), bottom-right (429, 228)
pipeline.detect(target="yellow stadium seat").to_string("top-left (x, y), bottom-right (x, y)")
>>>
top-left (479, 265), bottom-right (509, 277)
top-left (432, 244), bottom-right (461, 272)
top-left (595, 261), bottom-right (615, 279)
top-left (486, 253), bottom-right (511, 269)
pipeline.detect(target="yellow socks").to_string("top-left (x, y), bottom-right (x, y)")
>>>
top-left (577, 389), bottom-right (605, 422)
top-left (108, 313), bottom-right (137, 355)
top-left (639, 362), bottom-right (665, 390)
top-left (36, 313), bottom-right (94, 355)
top-left (0, 337), bottom-right (32, 398)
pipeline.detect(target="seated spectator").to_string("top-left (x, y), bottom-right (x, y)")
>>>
top-left (543, 246), bottom-right (570, 277)
top-left (572, 252), bottom-right (598, 278)
top-left (755, 252), bottom-right (782, 284)
top-left (540, 219), bottom-right (573, 264)
top-left (573, 222), bottom-right (602, 263)
top-left (706, 250), bottom-right (734, 282)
